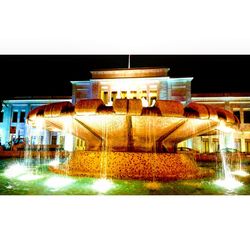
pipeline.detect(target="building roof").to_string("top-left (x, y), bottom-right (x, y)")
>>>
top-left (5, 96), bottom-right (71, 100)
top-left (192, 92), bottom-right (250, 97)
top-left (90, 67), bottom-right (170, 79)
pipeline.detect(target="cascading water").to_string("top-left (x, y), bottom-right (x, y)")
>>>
top-left (92, 115), bottom-right (114, 193)
top-left (44, 117), bottom-right (76, 190)
top-left (214, 129), bottom-right (243, 190)
top-left (144, 112), bottom-right (161, 191)
top-left (4, 118), bottom-right (48, 182)
top-left (230, 128), bottom-right (249, 177)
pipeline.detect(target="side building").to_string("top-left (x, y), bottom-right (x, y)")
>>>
top-left (0, 96), bottom-right (71, 147)
top-left (180, 93), bottom-right (250, 154)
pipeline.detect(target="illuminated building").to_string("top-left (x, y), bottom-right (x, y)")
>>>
top-left (0, 97), bottom-right (71, 146)
top-left (1, 67), bottom-right (250, 154)
top-left (187, 93), bottom-right (250, 153)
top-left (71, 67), bottom-right (192, 105)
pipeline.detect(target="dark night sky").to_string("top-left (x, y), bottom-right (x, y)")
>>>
top-left (1, 55), bottom-right (250, 99)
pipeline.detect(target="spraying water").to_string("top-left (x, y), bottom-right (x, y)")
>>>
top-left (214, 128), bottom-right (243, 190)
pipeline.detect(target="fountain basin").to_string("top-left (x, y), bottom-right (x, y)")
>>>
top-left (49, 151), bottom-right (214, 181)
top-left (27, 99), bottom-right (239, 153)
top-left (27, 98), bottom-right (238, 181)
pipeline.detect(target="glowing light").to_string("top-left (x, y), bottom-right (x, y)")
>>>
top-left (36, 117), bottom-right (45, 129)
top-left (92, 179), bottom-right (114, 193)
top-left (231, 170), bottom-right (249, 177)
top-left (216, 121), bottom-right (235, 133)
top-left (4, 163), bottom-right (28, 178)
top-left (44, 176), bottom-right (75, 190)
top-left (214, 178), bottom-right (243, 190)
top-left (17, 173), bottom-right (43, 181)
top-left (215, 129), bottom-right (243, 191)
top-left (49, 159), bottom-right (60, 168)
top-left (64, 134), bottom-right (74, 152)
top-left (144, 182), bottom-right (161, 190)
top-left (141, 97), bottom-right (149, 107)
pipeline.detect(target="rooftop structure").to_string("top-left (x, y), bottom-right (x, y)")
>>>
top-left (71, 67), bottom-right (193, 105)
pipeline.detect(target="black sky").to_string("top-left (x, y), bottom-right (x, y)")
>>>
top-left (0, 55), bottom-right (250, 99)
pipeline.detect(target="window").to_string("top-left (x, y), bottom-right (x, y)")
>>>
top-left (39, 136), bottom-right (44, 144)
top-left (12, 111), bottom-right (18, 123)
top-left (121, 91), bottom-right (127, 99)
top-left (51, 136), bottom-right (57, 145)
top-left (130, 91), bottom-right (137, 99)
top-left (235, 139), bottom-right (241, 152)
top-left (101, 91), bottom-right (109, 104)
top-left (76, 87), bottom-right (90, 101)
top-left (233, 111), bottom-right (241, 123)
top-left (111, 91), bottom-right (117, 101)
top-left (0, 111), bottom-right (3, 123)
top-left (171, 85), bottom-right (187, 101)
top-left (245, 139), bottom-right (250, 153)
top-left (244, 111), bottom-right (250, 124)
top-left (212, 138), bottom-right (219, 152)
top-left (202, 138), bottom-right (209, 153)
top-left (31, 136), bottom-right (36, 145)
top-left (149, 88), bottom-right (157, 106)
top-left (19, 129), bottom-right (24, 137)
top-left (60, 136), bottom-right (65, 146)
top-left (20, 111), bottom-right (26, 123)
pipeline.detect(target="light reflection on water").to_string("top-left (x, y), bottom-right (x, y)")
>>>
top-left (0, 159), bottom-right (249, 195)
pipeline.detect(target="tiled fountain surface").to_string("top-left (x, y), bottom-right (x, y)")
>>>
top-left (50, 151), bottom-right (214, 181)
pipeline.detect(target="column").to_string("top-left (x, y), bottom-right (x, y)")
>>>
top-left (242, 133), bottom-right (246, 152)
top-left (107, 85), bottom-right (111, 103)
top-left (146, 85), bottom-right (150, 103)
top-left (117, 90), bottom-right (121, 99)
top-left (186, 81), bottom-right (191, 104)
top-left (158, 80), bottom-right (168, 100)
top-left (240, 108), bottom-right (244, 124)
top-left (208, 136), bottom-right (213, 153)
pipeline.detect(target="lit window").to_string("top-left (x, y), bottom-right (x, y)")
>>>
top-left (12, 111), bottom-right (18, 123)
top-left (202, 138), bottom-right (209, 153)
top-left (245, 139), bottom-right (250, 153)
top-left (212, 138), bottom-right (219, 152)
top-left (121, 91), bottom-right (127, 99)
top-left (60, 136), bottom-right (65, 146)
top-left (111, 91), bottom-right (117, 101)
top-left (20, 111), bottom-right (26, 123)
top-left (235, 139), bottom-right (241, 152)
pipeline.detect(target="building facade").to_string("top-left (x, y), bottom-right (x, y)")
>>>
top-left (0, 97), bottom-right (71, 147)
top-left (1, 67), bottom-right (250, 154)
top-left (71, 67), bottom-right (192, 105)
top-left (188, 93), bottom-right (250, 153)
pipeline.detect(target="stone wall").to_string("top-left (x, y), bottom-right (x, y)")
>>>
top-left (51, 151), bottom-right (214, 181)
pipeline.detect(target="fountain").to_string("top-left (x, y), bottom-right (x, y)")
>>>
top-left (26, 98), bottom-right (239, 182)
